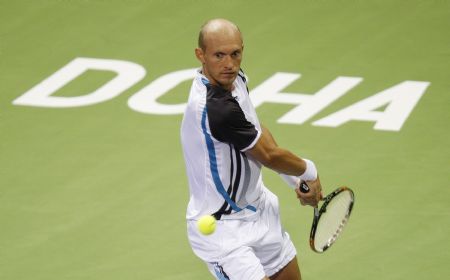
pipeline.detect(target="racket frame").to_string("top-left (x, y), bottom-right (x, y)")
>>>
top-left (301, 184), bottom-right (355, 253)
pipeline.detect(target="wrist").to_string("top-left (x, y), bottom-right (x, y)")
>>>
top-left (299, 159), bottom-right (317, 181)
top-left (279, 174), bottom-right (299, 189)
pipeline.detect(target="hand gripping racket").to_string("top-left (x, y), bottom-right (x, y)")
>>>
top-left (299, 182), bottom-right (355, 253)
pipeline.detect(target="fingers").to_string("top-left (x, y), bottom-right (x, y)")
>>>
top-left (295, 187), bottom-right (316, 206)
top-left (295, 177), bottom-right (323, 207)
top-left (295, 188), bottom-right (307, 206)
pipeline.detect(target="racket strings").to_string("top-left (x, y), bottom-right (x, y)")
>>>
top-left (315, 190), bottom-right (353, 251)
top-left (325, 215), bottom-right (349, 249)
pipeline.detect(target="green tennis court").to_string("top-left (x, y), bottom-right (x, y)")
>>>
top-left (1, 0), bottom-right (449, 279)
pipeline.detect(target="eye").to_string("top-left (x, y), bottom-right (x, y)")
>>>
top-left (215, 53), bottom-right (224, 59)
top-left (231, 51), bottom-right (241, 58)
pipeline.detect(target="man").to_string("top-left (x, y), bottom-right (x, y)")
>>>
top-left (180, 18), bottom-right (323, 280)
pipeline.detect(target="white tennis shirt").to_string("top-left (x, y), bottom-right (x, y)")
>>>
top-left (181, 69), bottom-right (265, 220)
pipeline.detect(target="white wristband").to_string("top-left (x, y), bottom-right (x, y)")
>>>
top-left (299, 159), bottom-right (317, 181)
top-left (280, 174), bottom-right (299, 190)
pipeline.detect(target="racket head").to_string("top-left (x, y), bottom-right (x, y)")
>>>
top-left (310, 186), bottom-right (354, 253)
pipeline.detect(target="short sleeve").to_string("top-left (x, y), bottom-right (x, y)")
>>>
top-left (206, 88), bottom-right (259, 151)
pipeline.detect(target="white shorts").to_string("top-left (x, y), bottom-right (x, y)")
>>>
top-left (187, 189), bottom-right (297, 280)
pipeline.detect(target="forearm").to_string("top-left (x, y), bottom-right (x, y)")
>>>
top-left (248, 125), bottom-right (309, 176)
top-left (255, 128), bottom-right (322, 205)
top-left (260, 146), bottom-right (307, 176)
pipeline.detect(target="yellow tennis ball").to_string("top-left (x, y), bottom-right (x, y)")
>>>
top-left (197, 215), bottom-right (216, 235)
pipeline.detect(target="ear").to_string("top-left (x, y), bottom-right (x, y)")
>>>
top-left (195, 48), bottom-right (205, 64)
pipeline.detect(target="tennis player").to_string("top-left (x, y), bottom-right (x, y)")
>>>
top-left (180, 18), bottom-right (323, 280)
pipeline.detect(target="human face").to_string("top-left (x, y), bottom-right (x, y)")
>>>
top-left (196, 33), bottom-right (243, 91)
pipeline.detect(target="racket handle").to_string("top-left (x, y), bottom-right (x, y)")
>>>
top-left (299, 181), bottom-right (310, 193)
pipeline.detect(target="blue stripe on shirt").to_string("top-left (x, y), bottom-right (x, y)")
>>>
top-left (201, 107), bottom-right (243, 212)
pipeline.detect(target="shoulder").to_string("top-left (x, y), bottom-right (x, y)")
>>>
top-left (205, 84), bottom-right (258, 150)
top-left (238, 68), bottom-right (249, 84)
top-left (206, 86), bottom-right (240, 124)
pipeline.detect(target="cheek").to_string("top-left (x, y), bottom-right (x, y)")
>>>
top-left (206, 61), bottom-right (221, 73)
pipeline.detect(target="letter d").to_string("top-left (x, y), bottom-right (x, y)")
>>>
top-left (13, 57), bottom-right (146, 108)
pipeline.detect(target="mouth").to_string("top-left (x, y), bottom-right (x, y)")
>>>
top-left (221, 72), bottom-right (236, 77)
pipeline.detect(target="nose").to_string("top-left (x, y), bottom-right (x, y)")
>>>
top-left (224, 55), bottom-right (234, 69)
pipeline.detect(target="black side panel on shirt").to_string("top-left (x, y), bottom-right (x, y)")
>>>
top-left (206, 85), bottom-right (258, 151)
top-left (212, 144), bottom-right (246, 220)
top-left (213, 144), bottom-right (239, 220)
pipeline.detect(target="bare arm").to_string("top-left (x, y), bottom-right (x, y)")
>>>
top-left (246, 126), bottom-right (307, 176)
top-left (246, 125), bottom-right (323, 206)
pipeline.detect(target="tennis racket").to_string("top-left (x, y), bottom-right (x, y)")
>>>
top-left (299, 182), bottom-right (355, 253)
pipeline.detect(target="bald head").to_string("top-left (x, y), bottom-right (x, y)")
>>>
top-left (195, 19), bottom-right (244, 90)
top-left (198, 18), bottom-right (243, 51)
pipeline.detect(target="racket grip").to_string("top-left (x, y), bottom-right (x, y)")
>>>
top-left (299, 181), bottom-right (310, 193)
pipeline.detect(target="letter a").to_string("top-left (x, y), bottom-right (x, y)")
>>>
top-left (313, 81), bottom-right (430, 131)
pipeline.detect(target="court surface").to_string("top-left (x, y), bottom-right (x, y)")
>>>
top-left (1, 1), bottom-right (449, 279)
